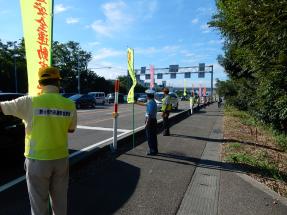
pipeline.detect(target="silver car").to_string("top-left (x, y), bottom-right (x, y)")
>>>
top-left (155, 92), bottom-right (179, 111)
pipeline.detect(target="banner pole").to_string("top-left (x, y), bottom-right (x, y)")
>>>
top-left (112, 79), bottom-right (119, 151)
top-left (133, 102), bottom-right (135, 148)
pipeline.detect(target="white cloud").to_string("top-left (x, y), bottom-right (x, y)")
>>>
top-left (143, 0), bottom-right (158, 19)
top-left (180, 50), bottom-right (197, 58)
top-left (162, 45), bottom-right (180, 53)
top-left (212, 62), bottom-right (227, 80)
top-left (200, 24), bottom-right (211, 33)
top-left (135, 45), bottom-right (180, 56)
top-left (196, 7), bottom-right (214, 17)
top-left (208, 39), bottom-right (224, 45)
top-left (90, 1), bottom-right (133, 37)
top-left (135, 47), bottom-right (158, 55)
top-left (191, 18), bottom-right (199, 24)
top-left (135, 0), bottom-right (158, 20)
top-left (181, 53), bottom-right (208, 64)
top-left (92, 48), bottom-right (124, 61)
top-left (54, 4), bottom-right (69, 14)
top-left (88, 60), bottom-right (126, 79)
top-left (66, 17), bottom-right (79, 24)
top-left (88, 42), bottom-right (101, 46)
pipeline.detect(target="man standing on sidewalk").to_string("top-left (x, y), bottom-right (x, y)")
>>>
top-left (145, 89), bottom-right (158, 155)
top-left (189, 91), bottom-right (195, 115)
top-left (161, 88), bottom-right (172, 136)
top-left (136, 89), bottom-right (158, 155)
top-left (0, 66), bottom-right (77, 215)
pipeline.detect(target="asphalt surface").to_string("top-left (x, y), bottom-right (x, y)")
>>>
top-left (2, 103), bottom-right (287, 214)
top-left (0, 102), bottom-right (189, 190)
top-left (69, 103), bottom-right (188, 151)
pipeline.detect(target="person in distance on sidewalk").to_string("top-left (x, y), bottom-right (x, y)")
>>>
top-left (161, 87), bottom-right (172, 136)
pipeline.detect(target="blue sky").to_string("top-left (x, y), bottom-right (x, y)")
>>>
top-left (0, 0), bottom-right (227, 88)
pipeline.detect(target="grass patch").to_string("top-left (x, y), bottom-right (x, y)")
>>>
top-left (225, 105), bottom-right (287, 151)
top-left (224, 105), bottom-right (249, 119)
top-left (225, 151), bottom-right (284, 181)
top-left (223, 105), bottom-right (287, 197)
top-left (274, 133), bottom-right (287, 151)
top-left (228, 143), bottom-right (241, 149)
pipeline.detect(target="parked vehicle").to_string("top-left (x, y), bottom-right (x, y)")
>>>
top-left (155, 92), bottom-right (179, 111)
top-left (68, 94), bottom-right (96, 109)
top-left (0, 93), bottom-right (25, 158)
top-left (61, 93), bottom-right (75, 98)
top-left (180, 96), bottom-right (189, 101)
top-left (124, 95), bottom-right (128, 103)
top-left (137, 94), bottom-right (147, 103)
top-left (106, 93), bottom-right (124, 104)
top-left (134, 93), bottom-right (146, 101)
top-left (88, 92), bottom-right (105, 105)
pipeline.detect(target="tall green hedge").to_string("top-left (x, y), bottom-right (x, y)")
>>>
top-left (210, 0), bottom-right (287, 132)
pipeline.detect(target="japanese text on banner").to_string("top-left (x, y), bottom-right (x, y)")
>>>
top-left (20, 0), bottom-right (53, 95)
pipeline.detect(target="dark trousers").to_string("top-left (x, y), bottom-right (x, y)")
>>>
top-left (162, 112), bottom-right (170, 135)
top-left (146, 118), bottom-right (158, 153)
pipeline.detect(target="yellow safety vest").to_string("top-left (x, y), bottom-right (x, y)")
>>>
top-left (161, 95), bottom-right (172, 112)
top-left (190, 96), bottom-right (195, 105)
top-left (25, 93), bottom-right (75, 160)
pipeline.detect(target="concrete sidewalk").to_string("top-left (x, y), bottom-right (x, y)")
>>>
top-left (1, 103), bottom-right (287, 214)
top-left (67, 103), bottom-right (287, 215)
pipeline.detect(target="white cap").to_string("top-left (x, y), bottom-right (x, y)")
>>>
top-left (145, 89), bottom-right (155, 94)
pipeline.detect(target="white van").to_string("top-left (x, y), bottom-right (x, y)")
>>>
top-left (88, 92), bottom-right (105, 105)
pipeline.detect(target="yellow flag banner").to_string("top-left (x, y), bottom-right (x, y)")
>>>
top-left (127, 48), bottom-right (136, 103)
top-left (20, 0), bottom-right (53, 95)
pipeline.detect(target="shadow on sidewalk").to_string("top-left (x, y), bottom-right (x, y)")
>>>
top-left (170, 133), bottom-right (223, 143)
top-left (169, 134), bottom-right (283, 152)
top-left (124, 151), bottom-right (287, 181)
top-left (124, 151), bottom-right (244, 173)
top-left (68, 159), bottom-right (140, 215)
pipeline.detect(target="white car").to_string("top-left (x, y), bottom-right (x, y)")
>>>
top-left (88, 92), bottom-right (105, 105)
top-left (155, 92), bottom-right (179, 111)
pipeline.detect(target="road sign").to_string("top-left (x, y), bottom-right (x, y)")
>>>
top-left (199, 63), bottom-right (205, 71)
top-left (141, 66), bottom-right (146, 74)
top-left (169, 64), bottom-right (179, 73)
top-left (157, 73), bottom-right (163, 79)
top-left (170, 73), bottom-right (176, 79)
top-left (198, 72), bottom-right (205, 78)
top-left (184, 72), bottom-right (191, 78)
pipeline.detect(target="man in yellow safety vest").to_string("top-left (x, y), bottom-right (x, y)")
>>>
top-left (0, 66), bottom-right (77, 215)
top-left (161, 87), bottom-right (172, 136)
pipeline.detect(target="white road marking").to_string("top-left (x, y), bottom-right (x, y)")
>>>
top-left (69, 131), bottom-right (130, 158)
top-left (0, 110), bottom-right (168, 193)
top-left (77, 125), bottom-right (131, 133)
top-left (0, 126), bottom-right (137, 193)
top-left (0, 176), bottom-right (26, 193)
top-left (79, 110), bottom-right (147, 125)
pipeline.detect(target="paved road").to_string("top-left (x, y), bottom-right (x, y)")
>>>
top-left (1, 103), bottom-right (287, 215)
top-left (0, 102), bottom-right (190, 188)
top-left (0, 102), bottom-right (221, 214)
top-left (69, 102), bottom-right (189, 151)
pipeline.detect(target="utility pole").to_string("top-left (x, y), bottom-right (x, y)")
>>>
top-left (77, 57), bottom-right (81, 94)
top-left (14, 54), bottom-right (18, 93)
top-left (13, 42), bottom-right (19, 93)
top-left (211, 65), bottom-right (214, 97)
